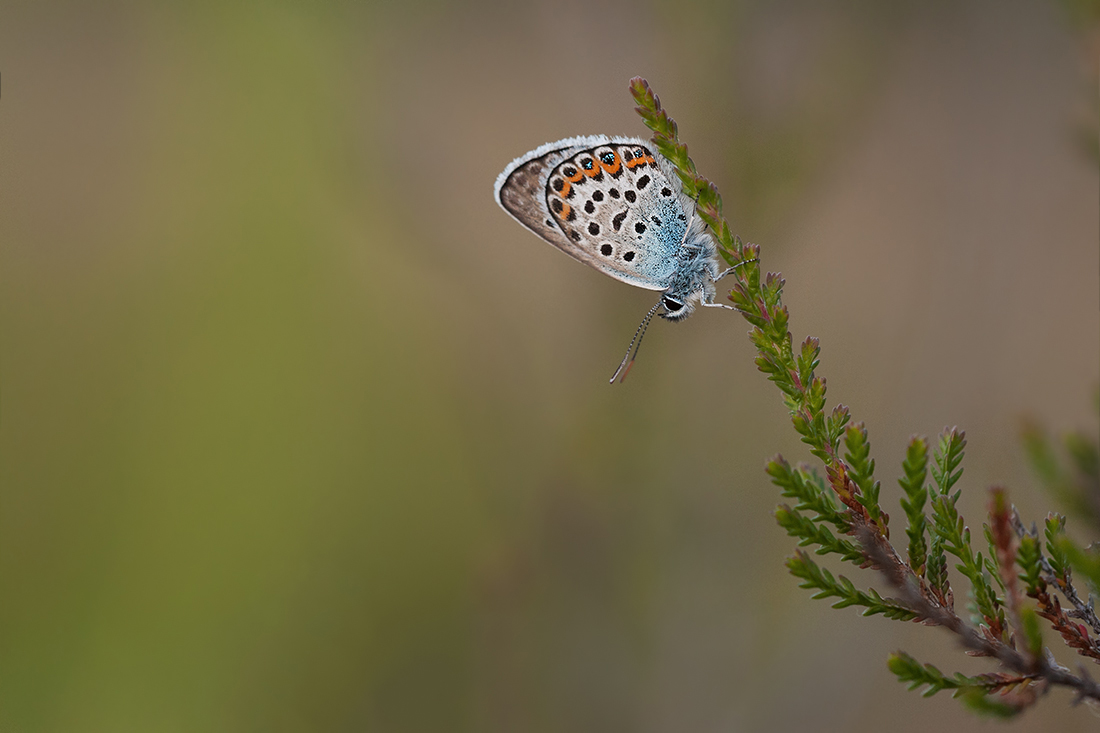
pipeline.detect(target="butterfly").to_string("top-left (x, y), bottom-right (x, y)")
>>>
top-left (494, 135), bottom-right (745, 382)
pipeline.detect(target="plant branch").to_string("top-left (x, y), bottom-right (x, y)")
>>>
top-left (859, 526), bottom-right (1100, 704)
top-left (628, 75), bottom-right (1100, 716)
top-left (1012, 509), bottom-right (1100, 637)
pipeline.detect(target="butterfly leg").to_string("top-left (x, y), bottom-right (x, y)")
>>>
top-left (714, 256), bottom-right (758, 282)
top-left (707, 257), bottom-right (760, 316)
top-left (699, 289), bottom-right (753, 317)
top-left (700, 300), bottom-right (749, 315)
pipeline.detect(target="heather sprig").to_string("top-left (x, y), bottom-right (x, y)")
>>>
top-left (927, 435), bottom-right (1006, 638)
top-left (898, 436), bottom-right (929, 576)
top-left (627, 76), bottom-right (1100, 716)
top-left (788, 552), bottom-right (919, 621)
top-left (887, 651), bottom-right (1040, 705)
top-left (766, 458), bottom-right (847, 533)
top-left (776, 507), bottom-right (865, 565)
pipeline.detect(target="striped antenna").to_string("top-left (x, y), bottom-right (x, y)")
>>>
top-left (609, 298), bottom-right (664, 384)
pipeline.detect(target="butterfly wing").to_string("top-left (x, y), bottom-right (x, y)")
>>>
top-left (495, 136), bottom-right (693, 292)
top-left (495, 136), bottom-right (594, 258)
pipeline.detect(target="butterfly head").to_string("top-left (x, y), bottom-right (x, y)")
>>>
top-left (659, 294), bottom-right (695, 321)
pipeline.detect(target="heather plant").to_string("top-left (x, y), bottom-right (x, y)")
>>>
top-left (627, 76), bottom-right (1100, 716)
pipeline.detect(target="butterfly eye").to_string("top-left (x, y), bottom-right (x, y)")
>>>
top-left (662, 296), bottom-right (683, 312)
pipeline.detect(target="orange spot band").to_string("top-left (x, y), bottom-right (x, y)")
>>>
top-left (598, 153), bottom-right (621, 176)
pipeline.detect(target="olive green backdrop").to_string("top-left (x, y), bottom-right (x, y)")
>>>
top-left (2, 1), bottom-right (1097, 731)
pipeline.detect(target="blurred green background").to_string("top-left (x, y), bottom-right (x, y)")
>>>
top-left (2, 1), bottom-right (1098, 731)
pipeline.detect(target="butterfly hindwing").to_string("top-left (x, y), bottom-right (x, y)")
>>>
top-left (495, 136), bottom-right (694, 292)
top-left (495, 138), bottom-right (590, 255)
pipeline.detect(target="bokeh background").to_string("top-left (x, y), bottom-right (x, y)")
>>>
top-left (3, 0), bottom-right (1098, 731)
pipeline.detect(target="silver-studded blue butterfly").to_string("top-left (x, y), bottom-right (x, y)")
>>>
top-left (494, 135), bottom-right (744, 382)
